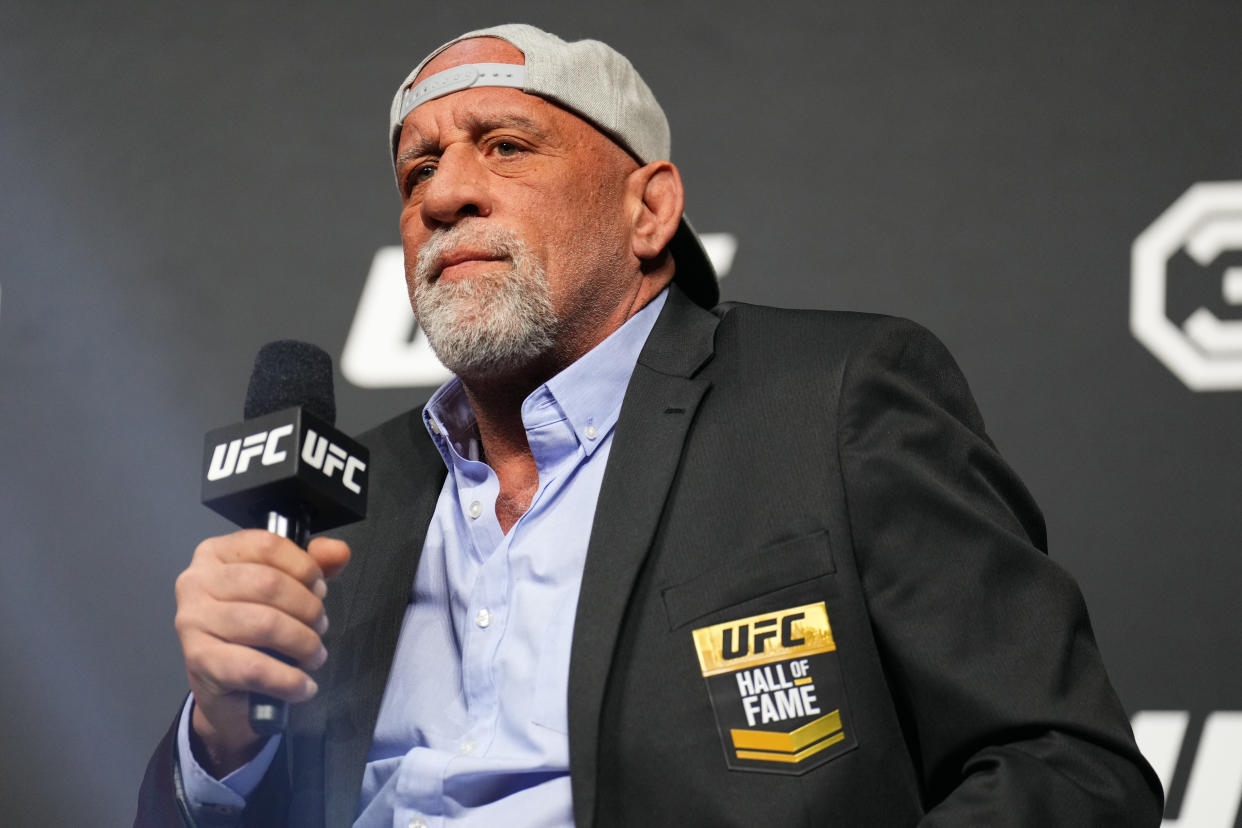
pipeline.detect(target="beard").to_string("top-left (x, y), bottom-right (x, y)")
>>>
top-left (409, 223), bottom-right (557, 378)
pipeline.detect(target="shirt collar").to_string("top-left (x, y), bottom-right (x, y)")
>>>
top-left (422, 288), bottom-right (668, 466)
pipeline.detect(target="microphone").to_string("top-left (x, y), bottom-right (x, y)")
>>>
top-left (201, 340), bottom-right (369, 734)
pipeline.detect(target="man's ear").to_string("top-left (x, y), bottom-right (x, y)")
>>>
top-left (626, 161), bottom-right (685, 261)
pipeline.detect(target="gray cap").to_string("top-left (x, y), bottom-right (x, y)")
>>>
top-left (388, 23), bottom-right (719, 309)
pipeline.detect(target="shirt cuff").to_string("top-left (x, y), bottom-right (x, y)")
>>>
top-left (176, 694), bottom-right (281, 820)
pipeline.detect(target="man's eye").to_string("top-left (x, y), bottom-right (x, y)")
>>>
top-left (403, 164), bottom-right (435, 195)
top-left (495, 141), bottom-right (520, 157)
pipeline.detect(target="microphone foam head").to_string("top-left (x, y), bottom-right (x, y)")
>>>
top-left (244, 340), bottom-right (336, 424)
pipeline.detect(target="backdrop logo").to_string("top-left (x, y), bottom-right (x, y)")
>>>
top-left (1132, 181), bottom-right (1242, 391)
top-left (341, 235), bottom-right (738, 389)
top-left (1132, 710), bottom-right (1242, 827)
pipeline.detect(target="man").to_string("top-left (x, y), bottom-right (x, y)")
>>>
top-left (138, 24), bottom-right (1162, 827)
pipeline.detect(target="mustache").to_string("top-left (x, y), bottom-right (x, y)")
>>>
top-left (414, 223), bottom-right (522, 285)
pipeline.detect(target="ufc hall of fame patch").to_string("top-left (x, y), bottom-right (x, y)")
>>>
top-left (692, 601), bottom-right (856, 774)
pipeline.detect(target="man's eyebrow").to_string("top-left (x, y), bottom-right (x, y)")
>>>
top-left (395, 140), bottom-right (437, 170)
top-left (466, 112), bottom-right (552, 141)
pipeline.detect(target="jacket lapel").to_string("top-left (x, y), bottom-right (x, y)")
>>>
top-left (568, 287), bottom-right (720, 828)
top-left (318, 410), bottom-right (447, 827)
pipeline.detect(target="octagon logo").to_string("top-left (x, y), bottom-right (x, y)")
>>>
top-left (1131, 181), bottom-right (1242, 391)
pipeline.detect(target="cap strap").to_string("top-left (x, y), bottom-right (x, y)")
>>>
top-left (399, 63), bottom-right (528, 121)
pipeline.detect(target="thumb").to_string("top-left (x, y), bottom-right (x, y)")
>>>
top-left (307, 536), bottom-right (351, 580)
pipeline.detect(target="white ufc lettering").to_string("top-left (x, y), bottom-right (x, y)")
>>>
top-left (206, 425), bottom-right (294, 481)
top-left (301, 429), bottom-right (367, 494)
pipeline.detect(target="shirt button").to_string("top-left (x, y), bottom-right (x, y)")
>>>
top-left (584, 424), bottom-right (599, 440)
top-left (460, 740), bottom-right (477, 754)
top-left (468, 500), bottom-right (482, 519)
top-left (427, 419), bottom-right (441, 435)
top-left (409, 818), bottom-right (428, 828)
top-left (475, 608), bottom-right (492, 628)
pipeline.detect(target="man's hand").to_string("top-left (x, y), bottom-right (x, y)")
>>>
top-left (173, 530), bottom-right (350, 777)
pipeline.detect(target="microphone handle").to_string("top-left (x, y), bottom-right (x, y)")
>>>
top-left (250, 507), bottom-right (313, 736)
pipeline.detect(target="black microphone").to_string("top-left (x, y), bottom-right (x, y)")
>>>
top-left (201, 340), bottom-right (369, 734)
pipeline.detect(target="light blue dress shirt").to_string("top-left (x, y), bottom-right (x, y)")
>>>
top-left (179, 290), bottom-right (668, 827)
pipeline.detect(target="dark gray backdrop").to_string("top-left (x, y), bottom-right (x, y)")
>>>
top-left (3, 2), bottom-right (1240, 824)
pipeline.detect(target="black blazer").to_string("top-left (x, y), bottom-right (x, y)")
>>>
top-left (138, 286), bottom-right (1162, 826)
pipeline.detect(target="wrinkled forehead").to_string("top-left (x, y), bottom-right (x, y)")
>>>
top-left (392, 39), bottom-right (597, 172)
top-left (390, 25), bottom-right (670, 173)
top-left (390, 36), bottom-right (531, 164)
top-left (404, 37), bottom-right (526, 115)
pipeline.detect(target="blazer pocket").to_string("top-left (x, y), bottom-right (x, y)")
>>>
top-left (661, 530), bottom-right (835, 630)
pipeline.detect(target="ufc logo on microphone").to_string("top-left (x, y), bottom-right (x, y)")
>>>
top-left (206, 425), bottom-right (294, 481)
top-left (300, 429), bottom-right (367, 494)
top-left (202, 410), bottom-right (369, 532)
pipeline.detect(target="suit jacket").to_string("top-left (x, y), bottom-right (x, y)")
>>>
top-left (137, 286), bottom-right (1162, 826)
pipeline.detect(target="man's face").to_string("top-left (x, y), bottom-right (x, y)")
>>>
top-left (396, 38), bottom-right (642, 380)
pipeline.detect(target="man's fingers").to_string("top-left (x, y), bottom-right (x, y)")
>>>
top-left (195, 529), bottom-right (325, 588)
top-left (186, 636), bottom-right (319, 703)
top-left (191, 562), bottom-right (326, 630)
top-left (176, 529), bottom-right (345, 763)
top-left (180, 599), bottom-right (327, 669)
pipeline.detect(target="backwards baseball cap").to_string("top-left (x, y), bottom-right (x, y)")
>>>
top-left (388, 23), bottom-right (719, 309)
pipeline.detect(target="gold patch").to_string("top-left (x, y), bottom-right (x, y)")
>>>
top-left (693, 601), bottom-right (856, 774)
top-left (692, 602), bottom-right (836, 675)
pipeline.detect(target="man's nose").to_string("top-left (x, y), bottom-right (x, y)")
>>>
top-left (421, 144), bottom-right (492, 225)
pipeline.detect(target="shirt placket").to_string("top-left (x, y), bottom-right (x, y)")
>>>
top-left (456, 453), bottom-right (505, 730)
top-left (458, 527), bottom-right (510, 760)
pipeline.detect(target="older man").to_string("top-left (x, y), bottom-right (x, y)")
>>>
top-left (138, 24), bottom-right (1161, 827)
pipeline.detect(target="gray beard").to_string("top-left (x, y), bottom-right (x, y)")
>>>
top-left (410, 224), bottom-right (557, 378)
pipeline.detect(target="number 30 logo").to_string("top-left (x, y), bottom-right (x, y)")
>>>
top-left (1132, 181), bottom-right (1242, 391)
